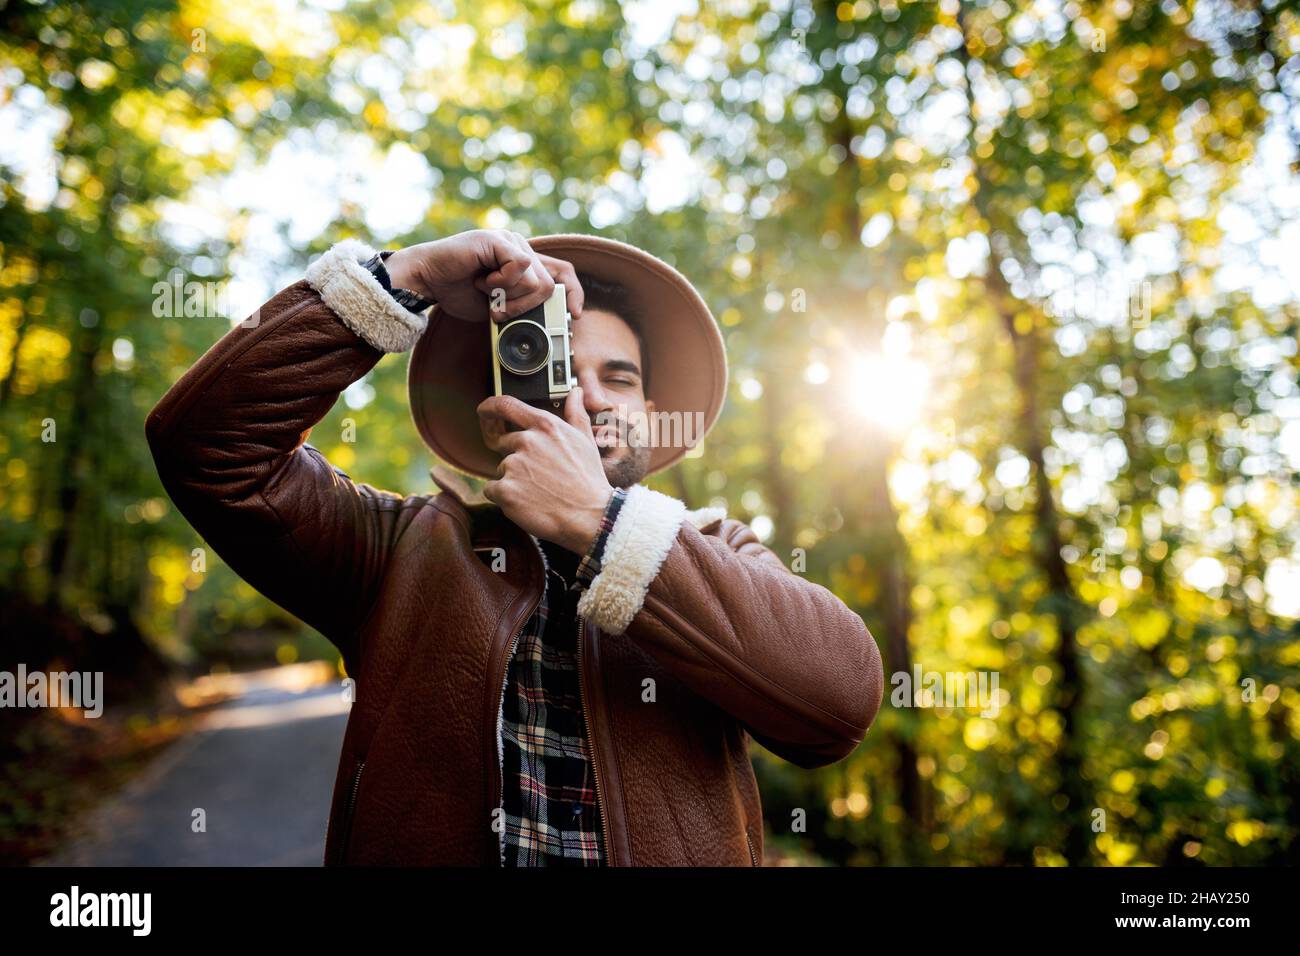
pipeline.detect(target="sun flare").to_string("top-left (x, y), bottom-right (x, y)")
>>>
top-left (843, 353), bottom-right (932, 433)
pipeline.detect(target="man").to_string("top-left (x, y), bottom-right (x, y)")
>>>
top-left (146, 228), bottom-right (884, 866)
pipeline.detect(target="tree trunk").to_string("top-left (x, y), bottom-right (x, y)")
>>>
top-left (956, 0), bottom-right (1092, 864)
top-left (997, 278), bottom-right (1091, 865)
top-left (45, 320), bottom-right (102, 607)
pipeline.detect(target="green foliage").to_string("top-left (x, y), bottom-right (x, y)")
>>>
top-left (2, 0), bottom-right (1297, 865)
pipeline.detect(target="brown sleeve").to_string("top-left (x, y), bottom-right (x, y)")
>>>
top-left (578, 484), bottom-right (884, 769)
top-left (145, 240), bottom-right (431, 669)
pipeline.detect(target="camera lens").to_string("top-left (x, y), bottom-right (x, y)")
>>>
top-left (497, 320), bottom-right (551, 375)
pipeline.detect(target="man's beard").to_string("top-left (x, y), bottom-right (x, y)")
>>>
top-left (600, 441), bottom-right (651, 489)
top-left (593, 410), bottom-right (653, 488)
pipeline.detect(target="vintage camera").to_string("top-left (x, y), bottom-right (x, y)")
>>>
top-left (490, 284), bottom-right (574, 413)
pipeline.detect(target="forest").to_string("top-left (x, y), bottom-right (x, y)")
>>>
top-left (1, 0), bottom-right (1298, 865)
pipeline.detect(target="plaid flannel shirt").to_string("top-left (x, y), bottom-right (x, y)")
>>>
top-left (499, 539), bottom-right (603, 865)
top-left (498, 491), bottom-right (627, 866)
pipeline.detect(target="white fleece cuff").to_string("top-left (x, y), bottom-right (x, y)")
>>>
top-left (304, 238), bottom-right (427, 353)
top-left (576, 485), bottom-right (689, 635)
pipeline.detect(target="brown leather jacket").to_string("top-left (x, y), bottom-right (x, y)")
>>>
top-left (145, 264), bottom-right (884, 867)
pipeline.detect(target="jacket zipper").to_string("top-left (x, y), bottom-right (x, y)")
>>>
top-left (332, 757), bottom-right (366, 865)
top-left (576, 617), bottom-right (613, 864)
top-left (745, 829), bottom-right (758, 867)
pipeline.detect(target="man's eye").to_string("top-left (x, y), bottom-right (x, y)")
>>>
top-left (607, 378), bottom-right (634, 387)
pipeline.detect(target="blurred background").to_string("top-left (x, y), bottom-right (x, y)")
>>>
top-left (2, 0), bottom-right (1299, 866)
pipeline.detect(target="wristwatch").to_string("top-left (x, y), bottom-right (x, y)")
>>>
top-left (363, 250), bottom-right (437, 315)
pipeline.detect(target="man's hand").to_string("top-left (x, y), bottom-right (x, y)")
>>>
top-left (478, 386), bottom-right (614, 555)
top-left (383, 229), bottom-right (584, 323)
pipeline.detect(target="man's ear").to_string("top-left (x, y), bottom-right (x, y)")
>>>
top-left (644, 396), bottom-right (656, 417)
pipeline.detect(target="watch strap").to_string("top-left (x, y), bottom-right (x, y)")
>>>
top-left (363, 250), bottom-right (437, 315)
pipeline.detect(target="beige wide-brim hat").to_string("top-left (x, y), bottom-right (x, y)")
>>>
top-left (407, 234), bottom-right (728, 480)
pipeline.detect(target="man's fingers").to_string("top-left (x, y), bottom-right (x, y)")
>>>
top-left (476, 259), bottom-right (534, 321)
top-left (471, 233), bottom-right (576, 321)
top-left (563, 386), bottom-right (592, 437)
top-left (477, 394), bottom-right (553, 433)
top-left (494, 233), bottom-right (551, 314)
top-left (503, 261), bottom-right (555, 317)
top-left (481, 257), bottom-right (530, 286)
top-left (477, 262), bottom-right (554, 319)
top-left (472, 275), bottom-right (508, 322)
top-left (484, 427), bottom-right (527, 455)
top-left (537, 253), bottom-right (583, 318)
top-left (470, 232), bottom-right (552, 320)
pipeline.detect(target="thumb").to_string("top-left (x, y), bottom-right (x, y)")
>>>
top-left (563, 386), bottom-right (592, 436)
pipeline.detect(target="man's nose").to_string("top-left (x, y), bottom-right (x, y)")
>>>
top-left (576, 370), bottom-right (613, 417)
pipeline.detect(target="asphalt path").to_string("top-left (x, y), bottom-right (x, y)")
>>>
top-left (39, 668), bottom-right (349, 866)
